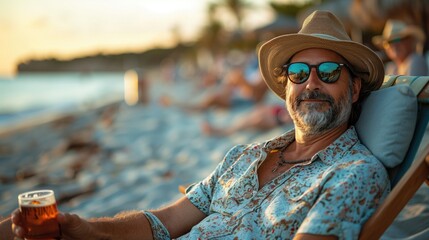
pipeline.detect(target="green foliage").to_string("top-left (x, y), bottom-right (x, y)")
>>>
top-left (270, 2), bottom-right (309, 17)
top-left (269, 0), bottom-right (334, 17)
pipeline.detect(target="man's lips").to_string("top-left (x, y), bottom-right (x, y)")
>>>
top-left (295, 91), bottom-right (334, 106)
top-left (300, 99), bottom-right (329, 103)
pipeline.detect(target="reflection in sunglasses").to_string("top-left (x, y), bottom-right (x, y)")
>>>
top-left (282, 62), bottom-right (347, 84)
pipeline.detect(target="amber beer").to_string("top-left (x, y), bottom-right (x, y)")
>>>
top-left (18, 190), bottom-right (60, 239)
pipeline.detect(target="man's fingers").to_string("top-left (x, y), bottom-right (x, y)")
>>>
top-left (11, 209), bottom-right (26, 238)
top-left (12, 224), bottom-right (25, 238)
top-left (57, 212), bottom-right (88, 235)
top-left (57, 212), bottom-right (66, 224)
top-left (10, 209), bottom-right (21, 224)
top-left (58, 212), bottom-right (80, 226)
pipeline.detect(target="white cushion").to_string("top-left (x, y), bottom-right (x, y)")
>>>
top-left (356, 84), bottom-right (418, 168)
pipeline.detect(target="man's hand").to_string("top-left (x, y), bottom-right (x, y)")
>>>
top-left (11, 208), bottom-right (96, 240)
top-left (6, 196), bottom-right (202, 240)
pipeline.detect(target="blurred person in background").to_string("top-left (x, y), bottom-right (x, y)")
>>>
top-left (136, 68), bottom-right (150, 105)
top-left (201, 103), bottom-right (292, 136)
top-left (159, 50), bottom-right (268, 111)
top-left (372, 19), bottom-right (428, 76)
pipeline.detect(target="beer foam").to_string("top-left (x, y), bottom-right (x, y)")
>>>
top-left (18, 190), bottom-right (56, 207)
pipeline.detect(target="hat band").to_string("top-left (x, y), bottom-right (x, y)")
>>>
top-left (310, 33), bottom-right (341, 41)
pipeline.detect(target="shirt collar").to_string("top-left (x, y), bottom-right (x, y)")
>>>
top-left (263, 128), bottom-right (295, 152)
top-left (262, 126), bottom-right (359, 165)
top-left (315, 126), bottom-right (360, 165)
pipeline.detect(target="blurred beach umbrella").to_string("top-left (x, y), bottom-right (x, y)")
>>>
top-left (254, 15), bottom-right (299, 40)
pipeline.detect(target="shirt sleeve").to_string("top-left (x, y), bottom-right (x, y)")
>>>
top-left (185, 144), bottom-right (248, 214)
top-left (297, 158), bottom-right (390, 239)
top-left (143, 211), bottom-right (170, 240)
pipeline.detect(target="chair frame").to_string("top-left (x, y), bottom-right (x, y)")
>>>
top-left (359, 75), bottom-right (429, 239)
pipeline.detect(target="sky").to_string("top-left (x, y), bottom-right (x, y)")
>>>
top-left (0, 0), bottom-right (276, 77)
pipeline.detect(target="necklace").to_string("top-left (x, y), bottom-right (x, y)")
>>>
top-left (271, 147), bottom-right (312, 173)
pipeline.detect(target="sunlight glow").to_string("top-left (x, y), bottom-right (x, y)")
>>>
top-left (0, 0), bottom-right (272, 77)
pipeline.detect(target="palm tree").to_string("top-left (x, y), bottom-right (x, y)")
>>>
top-left (196, 2), bottom-right (225, 53)
top-left (223, 0), bottom-right (250, 32)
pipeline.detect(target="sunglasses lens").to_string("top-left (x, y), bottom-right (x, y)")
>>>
top-left (318, 62), bottom-right (341, 83)
top-left (285, 62), bottom-right (343, 84)
top-left (287, 63), bottom-right (309, 83)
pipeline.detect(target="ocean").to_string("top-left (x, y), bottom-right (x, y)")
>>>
top-left (0, 72), bottom-right (125, 130)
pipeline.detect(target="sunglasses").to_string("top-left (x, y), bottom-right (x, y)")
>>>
top-left (388, 37), bottom-right (403, 44)
top-left (383, 37), bottom-right (404, 48)
top-left (282, 61), bottom-right (349, 84)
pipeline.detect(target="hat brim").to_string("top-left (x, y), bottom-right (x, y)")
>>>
top-left (259, 34), bottom-right (385, 100)
top-left (372, 28), bottom-right (426, 49)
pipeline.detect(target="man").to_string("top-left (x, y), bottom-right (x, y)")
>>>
top-left (372, 19), bottom-right (428, 75)
top-left (1, 10), bottom-right (389, 239)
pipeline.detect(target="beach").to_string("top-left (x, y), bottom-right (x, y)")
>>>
top-left (0, 74), bottom-right (428, 239)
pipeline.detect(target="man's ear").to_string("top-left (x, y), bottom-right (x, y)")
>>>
top-left (352, 77), bottom-right (361, 103)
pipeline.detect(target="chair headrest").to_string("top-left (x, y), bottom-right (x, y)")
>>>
top-left (356, 84), bottom-right (418, 168)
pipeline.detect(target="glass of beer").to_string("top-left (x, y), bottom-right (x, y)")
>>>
top-left (18, 190), bottom-right (60, 239)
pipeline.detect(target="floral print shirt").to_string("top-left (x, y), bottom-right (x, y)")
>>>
top-left (148, 127), bottom-right (390, 240)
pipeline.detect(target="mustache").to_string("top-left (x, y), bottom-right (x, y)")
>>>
top-left (296, 91), bottom-right (334, 105)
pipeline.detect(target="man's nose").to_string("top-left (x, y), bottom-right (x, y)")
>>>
top-left (305, 68), bottom-right (322, 90)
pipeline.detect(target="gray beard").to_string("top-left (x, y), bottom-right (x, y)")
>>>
top-left (286, 86), bottom-right (352, 137)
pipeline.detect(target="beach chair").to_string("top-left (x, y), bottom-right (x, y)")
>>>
top-left (358, 75), bottom-right (429, 239)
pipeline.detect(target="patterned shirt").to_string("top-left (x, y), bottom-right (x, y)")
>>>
top-left (146, 127), bottom-right (390, 240)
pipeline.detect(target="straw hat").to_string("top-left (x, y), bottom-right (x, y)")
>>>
top-left (372, 20), bottom-right (425, 52)
top-left (258, 10), bottom-right (384, 100)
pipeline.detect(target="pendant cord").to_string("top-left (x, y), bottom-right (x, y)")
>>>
top-left (271, 146), bottom-right (311, 172)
